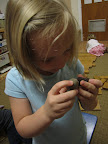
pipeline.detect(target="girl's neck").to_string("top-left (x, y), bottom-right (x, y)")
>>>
top-left (37, 68), bottom-right (55, 76)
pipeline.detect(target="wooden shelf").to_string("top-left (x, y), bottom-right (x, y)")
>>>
top-left (0, 71), bottom-right (8, 81)
top-left (0, 28), bottom-right (12, 77)
top-left (0, 28), bottom-right (5, 33)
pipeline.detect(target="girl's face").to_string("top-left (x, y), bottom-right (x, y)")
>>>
top-left (28, 29), bottom-right (73, 75)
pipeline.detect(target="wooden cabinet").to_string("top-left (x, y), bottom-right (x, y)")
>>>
top-left (81, 0), bottom-right (108, 41)
top-left (0, 28), bottom-right (12, 74)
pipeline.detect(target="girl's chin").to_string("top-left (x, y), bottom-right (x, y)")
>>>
top-left (37, 69), bottom-right (59, 76)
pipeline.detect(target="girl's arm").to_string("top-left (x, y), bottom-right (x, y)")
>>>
top-left (9, 80), bottom-right (78, 138)
top-left (9, 97), bottom-right (53, 138)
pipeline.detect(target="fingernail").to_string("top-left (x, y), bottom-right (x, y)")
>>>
top-left (69, 81), bottom-right (73, 85)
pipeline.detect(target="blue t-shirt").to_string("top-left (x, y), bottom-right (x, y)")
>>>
top-left (5, 60), bottom-right (87, 144)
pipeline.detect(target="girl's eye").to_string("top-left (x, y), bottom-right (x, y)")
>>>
top-left (64, 48), bottom-right (71, 54)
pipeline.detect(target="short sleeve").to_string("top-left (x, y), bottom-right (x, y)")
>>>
top-left (76, 59), bottom-right (84, 75)
top-left (4, 68), bottom-right (27, 98)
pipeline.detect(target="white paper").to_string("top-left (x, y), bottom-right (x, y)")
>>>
top-left (88, 19), bottom-right (106, 32)
top-left (84, 0), bottom-right (92, 4)
top-left (94, 0), bottom-right (102, 3)
top-left (0, 14), bottom-right (5, 19)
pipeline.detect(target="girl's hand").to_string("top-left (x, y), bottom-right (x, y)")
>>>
top-left (77, 77), bottom-right (103, 110)
top-left (43, 81), bottom-right (78, 120)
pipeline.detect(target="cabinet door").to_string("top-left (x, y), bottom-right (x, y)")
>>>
top-left (0, 52), bottom-right (10, 68)
top-left (81, 0), bottom-right (108, 40)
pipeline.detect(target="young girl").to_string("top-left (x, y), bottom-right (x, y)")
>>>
top-left (5, 0), bottom-right (102, 144)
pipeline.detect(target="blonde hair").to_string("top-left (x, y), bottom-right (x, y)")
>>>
top-left (6, 0), bottom-right (80, 85)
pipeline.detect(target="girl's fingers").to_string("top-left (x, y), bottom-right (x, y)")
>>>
top-left (77, 75), bottom-right (103, 89)
top-left (49, 81), bottom-right (73, 95)
top-left (77, 94), bottom-right (86, 101)
top-left (77, 74), bottom-right (84, 78)
top-left (54, 99), bottom-right (75, 112)
top-left (57, 89), bottom-right (78, 103)
top-left (89, 79), bottom-right (103, 88)
top-left (78, 87), bottom-right (95, 100)
top-left (80, 80), bottom-right (98, 95)
top-left (59, 87), bottom-right (67, 94)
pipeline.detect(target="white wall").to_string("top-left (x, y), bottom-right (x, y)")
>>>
top-left (71, 0), bottom-right (79, 23)
top-left (0, 0), bottom-right (8, 14)
top-left (71, 0), bottom-right (83, 40)
top-left (63, 0), bottom-right (72, 11)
